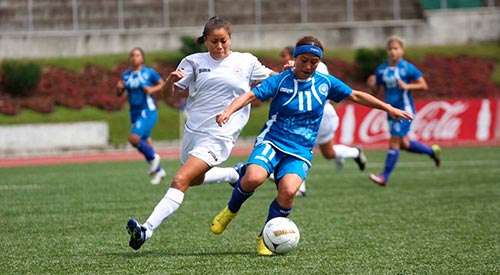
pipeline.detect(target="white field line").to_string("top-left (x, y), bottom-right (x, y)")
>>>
top-left (0, 184), bottom-right (41, 191)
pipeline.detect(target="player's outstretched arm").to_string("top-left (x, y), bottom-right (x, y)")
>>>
top-left (162, 70), bottom-right (185, 97)
top-left (216, 91), bottom-right (257, 126)
top-left (116, 80), bottom-right (126, 96)
top-left (346, 90), bottom-right (413, 123)
top-left (143, 79), bottom-right (165, 95)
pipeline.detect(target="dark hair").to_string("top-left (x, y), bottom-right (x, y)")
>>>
top-left (130, 47), bottom-right (145, 60)
top-left (295, 36), bottom-right (324, 51)
top-left (196, 16), bottom-right (232, 45)
top-left (283, 46), bottom-right (294, 56)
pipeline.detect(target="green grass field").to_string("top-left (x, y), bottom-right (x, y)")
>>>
top-left (1, 146), bottom-right (499, 274)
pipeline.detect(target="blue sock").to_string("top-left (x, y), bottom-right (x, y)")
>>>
top-left (259, 199), bottom-right (293, 236)
top-left (407, 140), bottom-right (433, 157)
top-left (265, 199), bottom-right (292, 222)
top-left (136, 139), bottom-right (155, 161)
top-left (382, 149), bottom-right (400, 180)
top-left (228, 182), bottom-right (254, 213)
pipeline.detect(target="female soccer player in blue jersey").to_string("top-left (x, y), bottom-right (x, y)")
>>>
top-left (366, 35), bottom-right (441, 187)
top-left (210, 36), bottom-right (413, 255)
top-left (116, 47), bottom-right (166, 185)
top-left (277, 45), bottom-right (367, 197)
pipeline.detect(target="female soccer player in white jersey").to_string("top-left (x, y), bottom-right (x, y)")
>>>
top-left (366, 35), bottom-right (441, 187)
top-left (116, 47), bottom-right (166, 185)
top-left (210, 36), bottom-right (413, 255)
top-left (125, 16), bottom-right (276, 250)
top-left (278, 46), bottom-right (367, 196)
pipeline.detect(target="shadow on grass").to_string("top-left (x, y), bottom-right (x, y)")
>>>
top-left (113, 250), bottom-right (256, 258)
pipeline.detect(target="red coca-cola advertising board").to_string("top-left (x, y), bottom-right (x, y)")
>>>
top-left (334, 99), bottom-right (499, 148)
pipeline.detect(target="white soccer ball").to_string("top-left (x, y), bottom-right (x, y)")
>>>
top-left (262, 217), bottom-right (300, 254)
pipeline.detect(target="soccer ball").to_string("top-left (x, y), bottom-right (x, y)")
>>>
top-left (262, 217), bottom-right (300, 254)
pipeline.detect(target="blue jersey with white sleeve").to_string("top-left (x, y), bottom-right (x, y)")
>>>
top-left (121, 66), bottom-right (161, 122)
top-left (375, 58), bottom-right (422, 114)
top-left (252, 69), bottom-right (352, 165)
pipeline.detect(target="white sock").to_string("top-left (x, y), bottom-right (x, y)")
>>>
top-left (144, 188), bottom-right (185, 239)
top-left (333, 144), bottom-right (360, 159)
top-left (203, 167), bottom-right (238, 184)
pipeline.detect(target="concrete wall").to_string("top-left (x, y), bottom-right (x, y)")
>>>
top-left (0, 8), bottom-right (499, 59)
top-left (0, 121), bottom-right (109, 155)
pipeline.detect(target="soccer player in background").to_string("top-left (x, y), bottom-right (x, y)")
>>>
top-left (125, 16), bottom-right (276, 250)
top-left (116, 47), bottom-right (166, 185)
top-left (210, 36), bottom-right (413, 255)
top-left (366, 35), bottom-right (441, 186)
top-left (278, 46), bottom-right (367, 197)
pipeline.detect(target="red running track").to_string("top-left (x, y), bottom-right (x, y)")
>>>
top-left (0, 147), bottom-right (254, 168)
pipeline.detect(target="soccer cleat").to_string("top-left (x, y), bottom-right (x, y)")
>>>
top-left (228, 162), bottom-right (247, 188)
top-left (431, 144), bottom-right (441, 167)
top-left (354, 146), bottom-right (367, 171)
top-left (126, 218), bottom-right (146, 250)
top-left (150, 168), bottom-right (166, 185)
top-left (211, 206), bottom-right (237, 234)
top-left (256, 236), bottom-right (274, 256)
top-left (369, 174), bottom-right (387, 187)
top-left (149, 154), bottom-right (161, 175)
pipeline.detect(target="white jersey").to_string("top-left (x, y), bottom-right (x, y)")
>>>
top-left (315, 61), bottom-right (339, 145)
top-left (316, 61), bottom-right (329, 74)
top-left (316, 103), bottom-right (339, 145)
top-left (174, 52), bottom-right (272, 141)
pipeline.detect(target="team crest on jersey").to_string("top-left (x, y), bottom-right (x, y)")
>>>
top-left (233, 67), bottom-right (243, 78)
top-left (318, 84), bottom-right (328, 96)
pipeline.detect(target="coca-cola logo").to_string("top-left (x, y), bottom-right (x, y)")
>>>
top-left (412, 101), bottom-right (468, 140)
top-left (358, 109), bottom-right (389, 143)
top-left (356, 101), bottom-right (468, 143)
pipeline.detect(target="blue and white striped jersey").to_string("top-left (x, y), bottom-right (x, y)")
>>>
top-left (375, 58), bottom-right (422, 114)
top-left (252, 69), bottom-right (352, 165)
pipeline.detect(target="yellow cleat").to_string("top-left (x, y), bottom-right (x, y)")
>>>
top-left (211, 206), bottom-right (237, 234)
top-left (431, 144), bottom-right (441, 167)
top-left (256, 236), bottom-right (274, 256)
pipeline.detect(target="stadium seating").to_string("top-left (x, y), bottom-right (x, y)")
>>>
top-left (0, 0), bottom-right (425, 32)
top-left (0, 0), bottom-right (497, 32)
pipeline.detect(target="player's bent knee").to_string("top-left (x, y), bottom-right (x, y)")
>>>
top-left (171, 174), bottom-right (190, 190)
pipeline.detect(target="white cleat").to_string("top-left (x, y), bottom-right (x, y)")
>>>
top-left (150, 168), bottom-right (166, 185)
top-left (149, 153), bottom-right (161, 175)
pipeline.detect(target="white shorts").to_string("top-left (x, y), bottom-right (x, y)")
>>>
top-left (315, 103), bottom-right (339, 145)
top-left (181, 126), bottom-right (235, 167)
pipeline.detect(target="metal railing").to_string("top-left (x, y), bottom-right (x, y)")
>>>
top-left (2, 0), bottom-right (499, 32)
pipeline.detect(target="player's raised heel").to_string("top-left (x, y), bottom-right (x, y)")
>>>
top-left (149, 154), bottom-right (161, 175)
top-left (150, 168), bottom-right (166, 185)
top-left (256, 236), bottom-right (274, 256)
top-left (354, 146), bottom-right (367, 171)
top-left (127, 218), bottom-right (146, 250)
top-left (211, 206), bottom-right (237, 234)
top-left (431, 144), bottom-right (441, 167)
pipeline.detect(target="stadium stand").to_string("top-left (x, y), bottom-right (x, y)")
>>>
top-left (0, 0), bottom-right (429, 32)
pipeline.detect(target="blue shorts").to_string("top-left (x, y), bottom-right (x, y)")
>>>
top-left (131, 110), bottom-right (158, 139)
top-left (248, 143), bottom-right (310, 182)
top-left (388, 116), bottom-right (412, 137)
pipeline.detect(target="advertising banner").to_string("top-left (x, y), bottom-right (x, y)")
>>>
top-left (334, 99), bottom-right (499, 148)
